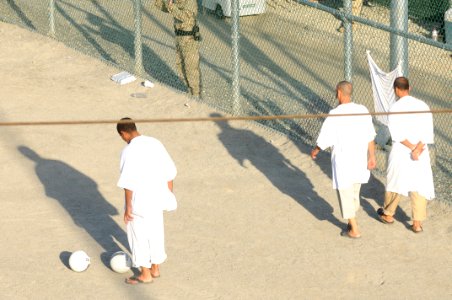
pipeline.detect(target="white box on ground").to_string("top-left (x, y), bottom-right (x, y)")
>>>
top-left (143, 80), bottom-right (155, 88)
top-left (202, 0), bottom-right (265, 18)
top-left (111, 71), bottom-right (136, 85)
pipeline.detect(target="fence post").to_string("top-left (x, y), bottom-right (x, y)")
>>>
top-left (390, 0), bottom-right (408, 76)
top-left (231, 0), bottom-right (241, 115)
top-left (343, 0), bottom-right (353, 82)
top-left (133, 0), bottom-right (144, 76)
top-left (49, 0), bottom-right (55, 37)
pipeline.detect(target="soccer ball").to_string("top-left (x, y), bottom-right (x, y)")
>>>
top-left (69, 250), bottom-right (90, 272)
top-left (110, 251), bottom-right (132, 273)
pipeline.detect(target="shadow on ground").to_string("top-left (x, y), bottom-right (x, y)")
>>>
top-left (211, 113), bottom-right (344, 230)
top-left (18, 145), bottom-right (128, 268)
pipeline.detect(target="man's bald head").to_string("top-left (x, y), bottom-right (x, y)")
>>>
top-left (336, 81), bottom-right (353, 104)
top-left (337, 81), bottom-right (353, 96)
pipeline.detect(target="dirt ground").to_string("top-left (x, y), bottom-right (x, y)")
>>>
top-left (0, 22), bottom-right (451, 300)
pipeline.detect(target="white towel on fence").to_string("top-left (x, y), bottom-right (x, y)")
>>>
top-left (366, 51), bottom-right (403, 126)
top-left (366, 51), bottom-right (403, 147)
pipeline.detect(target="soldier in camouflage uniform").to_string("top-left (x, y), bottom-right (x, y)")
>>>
top-left (155, 0), bottom-right (202, 97)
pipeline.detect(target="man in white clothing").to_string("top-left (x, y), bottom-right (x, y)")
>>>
top-left (117, 118), bottom-right (177, 284)
top-left (311, 81), bottom-right (376, 238)
top-left (377, 77), bottom-right (434, 233)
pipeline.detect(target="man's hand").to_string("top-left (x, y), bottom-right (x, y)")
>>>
top-left (411, 148), bottom-right (424, 161)
top-left (367, 156), bottom-right (376, 170)
top-left (124, 188), bottom-right (134, 224)
top-left (124, 208), bottom-right (134, 224)
top-left (410, 142), bottom-right (425, 161)
top-left (311, 146), bottom-right (320, 160)
top-left (367, 141), bottom-right (376, 170)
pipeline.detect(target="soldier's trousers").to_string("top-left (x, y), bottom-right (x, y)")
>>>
top-left (175, 35), bottom-right (201, 97)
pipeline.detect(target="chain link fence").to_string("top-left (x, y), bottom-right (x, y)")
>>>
top-left (0, 0), bottom-right (450, 202)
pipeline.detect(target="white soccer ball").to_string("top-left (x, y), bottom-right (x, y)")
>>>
top-left (69, 250), bottom-right (90, 272)
top-left (110, 251), bottom-right (132, 273)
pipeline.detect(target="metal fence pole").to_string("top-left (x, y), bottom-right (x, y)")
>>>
top-left (343, 0), bottom-right (353, 82)
top-left (390, 0), bottom-right (408, 76)
top-left (49, 0), bottom-right (55, 37)
top-left (133, 0), bottom-right (144, 76)
top-left (231, 0), bottom-right (241, 115)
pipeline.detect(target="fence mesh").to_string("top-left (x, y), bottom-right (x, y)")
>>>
top-left (0, 0), bottom-right (451, 201)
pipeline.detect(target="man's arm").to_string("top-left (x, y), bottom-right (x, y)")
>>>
top-left (367, 140), bottom-right (376, 170)
top-left (312, 115), bottom-right (333, 160)
top-left (124, 189), bottom-right (134, 224)
top-left (168, 180), bottom-right (174, 192)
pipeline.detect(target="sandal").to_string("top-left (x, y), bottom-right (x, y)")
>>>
top-left (125, 276), bottom-right (153, 285)
top-left (377, 208), bottom-right (394, 224)
top-left (340, 230), bottom-right (361, 239)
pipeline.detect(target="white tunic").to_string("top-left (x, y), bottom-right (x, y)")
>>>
top-left (316, 103), bottom-right (376, 189)
top-left (117, 135), bottom-right (177, 267)
top-left (118, 135), bottom-right (177, 216)
top-left (386, 96), bottom-right (435, 200)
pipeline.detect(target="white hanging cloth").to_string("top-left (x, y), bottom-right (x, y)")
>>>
top-left (366, 50), bottom-right (403, 126)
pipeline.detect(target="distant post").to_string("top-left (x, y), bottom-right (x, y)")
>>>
top-left (231, 0), bottom-right (241, 115)
top-left (343, 0), bottom-right (353, 81)
top-left (49, 0), bottom-right (55, 37)
top-left (134, 0), bottom-right (144, 75)
top-left (390, 0), bottom-right (408, 76)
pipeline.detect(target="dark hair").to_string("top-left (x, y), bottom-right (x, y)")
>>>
top-left (393, 77), bottom-right (410, 91)
top-left (116, 117), bottom-right (137, 134)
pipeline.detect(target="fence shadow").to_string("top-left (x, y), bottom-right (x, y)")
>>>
top-left (211, 113), bottom-right (344, 230)
top-left (6, 0), bottom-right (36, 30)
top-left (56, 0), bottom-right (185, 91)
top-left (18, 145), bottom-right (128, 265)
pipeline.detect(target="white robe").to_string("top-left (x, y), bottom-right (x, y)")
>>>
top-left (386, 96), bottom-right (435, 200)
top-left (118, 135), bottom-right (177, 267)
top-left (316, 103), bottom-right (376, 190)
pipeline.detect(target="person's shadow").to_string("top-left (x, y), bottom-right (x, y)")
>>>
top-left (18, 146), bottom-right (128, 268)
top-left (211, 113), bottom-right (343, 229)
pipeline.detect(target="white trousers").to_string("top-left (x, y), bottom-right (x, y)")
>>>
top-left (127, 212), bottom-right (167, 268)
top-left (337, 183), bottom-right (362, 219)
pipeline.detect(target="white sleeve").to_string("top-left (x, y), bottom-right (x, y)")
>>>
top-left (388, 109), bottom-right (406, 142)
top-left (316, 116), bottom-right (335, 150)
top-left (419, 108), bottom-right (434, 145)
top-left (157, 142), bottom-right (177, 181)
top-left (117, 148), bottom-right (137, 191)
top-left (366, 115), bottom-right (377, 142)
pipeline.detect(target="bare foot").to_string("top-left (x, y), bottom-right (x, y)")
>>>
top-left (150, 264), bottom-right (160, 278)
top-left (412, 221), bottom-right (423, 233)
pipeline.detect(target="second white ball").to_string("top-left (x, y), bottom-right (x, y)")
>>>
top-left (110, 251), bottom-right (132, 273)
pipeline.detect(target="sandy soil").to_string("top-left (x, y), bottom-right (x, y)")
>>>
top-left (0, 22), bottom-right (451, 299)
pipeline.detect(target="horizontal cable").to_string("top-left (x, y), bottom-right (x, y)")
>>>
top-left (0, 109), bottom-right (450, 127)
